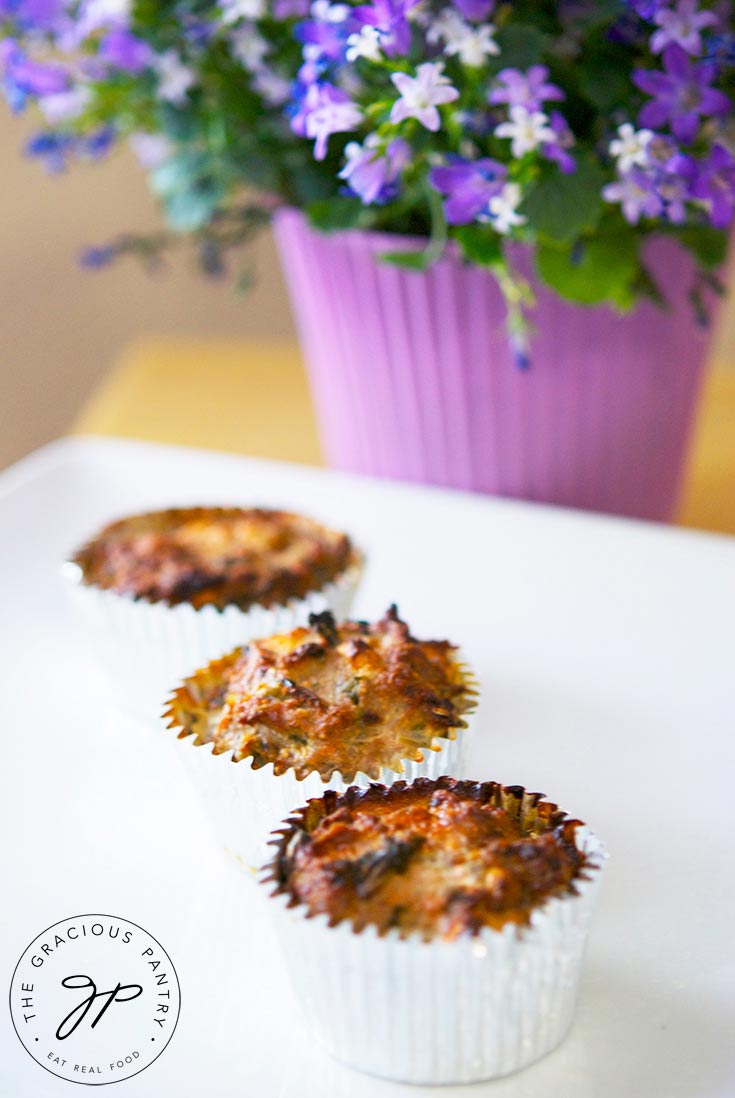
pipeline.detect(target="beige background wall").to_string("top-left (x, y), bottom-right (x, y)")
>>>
top-left (1, 106), bottom-right (733, 471)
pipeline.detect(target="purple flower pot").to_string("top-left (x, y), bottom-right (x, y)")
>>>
top-left (273, 207), bottom-right (720, 521)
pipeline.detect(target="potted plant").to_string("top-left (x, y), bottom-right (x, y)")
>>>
top-left (2, 0), bottom-right (733, 519)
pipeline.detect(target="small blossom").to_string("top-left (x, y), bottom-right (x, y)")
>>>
top-left (353, 0), bottom-right (420, 57)
top-left (231, 26), bottom-right (270, 70)
top-left (345, 25), bottom-right (382, 61)
top-left (495, 105), bottom-right (556, 157)
top-left (489, 65), bottom-right (564, 111)
top-left (154, 50), bottom-right (196, 105)
top-left (430, 155), bottom-right (507, 223)
top-left (79, 244), bottom-right (117, 268)
top-left (609, 122), bottom-right (655, 171)
top-left (451, 0), bottom-right (495, 19)
top-left (487, 181), bottom-right (525, 233)
top-left (429, 10), bottom-right (499, 66)
top-left (38, 85), bottom-right (90, 123)
top-left (293, 81), bottom-right (363, 159)
top-left (251, 67), bottom-right (291, 105)
top-left (543, 110), bottom-right (576, 173)
top-left (602, 170), bottom-right (663, 222)
top-left (650, 0), bottom-right (718, 55)
top-left (339, 134), bottom-right (410, 203)
top-left (129, 131), bottom-right (173, 169)
top-left (634, 43), bottom-right (731, 143)
top-left (273, 0), bottom-right (311, 14)
top-left (99, 28), bottom-right (152, 74)
top-left (689, 143), bottom-right (735, 226)
top-left (390, 61), bottom-right (459, 131)
top-left (218, 0), bottom-right (266, 22)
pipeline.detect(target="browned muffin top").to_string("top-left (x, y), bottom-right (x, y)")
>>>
top-left (69, 507), bottom-right (357, 611)
top-left (165, 607), bottom-right (475, 782)
top-left (269, 779), bottom-right (587, 941)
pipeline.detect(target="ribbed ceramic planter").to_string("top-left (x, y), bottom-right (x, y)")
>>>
top-left (274, 207), bottom-right (721, 522)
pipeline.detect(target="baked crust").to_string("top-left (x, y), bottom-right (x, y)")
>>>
top-left (165, 607), bottom-right (476, 782)
top-left (267, 778), bottom-right (588, 940)
top-left (68, 506), bottom-right (358, 611)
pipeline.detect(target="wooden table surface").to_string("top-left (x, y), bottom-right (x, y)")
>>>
top-left (73, 337), bottom-right (735, 536)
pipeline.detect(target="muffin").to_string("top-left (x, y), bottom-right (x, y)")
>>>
top-left (264, 778), bottom-right (606, 1084)
top-left (165, 607), bottom-right (477, 867)
top-left (62, 506), bottom-right (363, 721)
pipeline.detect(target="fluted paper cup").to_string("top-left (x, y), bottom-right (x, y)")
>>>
top-left (262, 781), bottom-right (606, 1085)
top-left (165, 653), bottom-right (477, 871)
top-left (62, 556), bottom-right (362, 725)
top-left (275, 206), bottom-right (722, 522)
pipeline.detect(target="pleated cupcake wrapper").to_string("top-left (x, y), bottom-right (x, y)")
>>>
top-left (164, 655), bottom-right (477, 872)
top-left (263, 794), bottom-right (606, 1086)
top-left (61, 557), bottom-right (363, 725)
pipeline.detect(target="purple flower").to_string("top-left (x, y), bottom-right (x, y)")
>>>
top-left (690, 143), bottom-right (735, 226)
top-left (451, 0), bottom-right (495, 20)
top-left (339, 135), bottom-right (410, 203)
top-left (704, 32), bottom-right (735, 64)
top-left (488, 65), bottom-right (564, 112)
top-left (99, 28), bottom-right (152, 74)
top-left (650, 0), bottom-right (718, 55)
top-left (627, 0), bottom-right (666, 18)
top-left (273, 0), bottom-right (311, 15)
top-left (25, 129), bottom-right (76, 172)
top-left (542, 111), bottom-right (576, 173)
top-left (602, 169), bottom-right (664, 222)
top-left (634, 43), bottom-right (731, 143)
top-left (80, 243), bottom-right (117, 268)
top-left (353, 0), bottom-right (420, 57)
top-left (296, 5), bottom-right (356, 66)
top-left (0, 41), bottom-right (69, 109)
top-left (429, 156), bottom-right (507, 224)
top-left (0, 0), bottom-right (66, 32)
top-left (291, 81), bottom-right (363, 159)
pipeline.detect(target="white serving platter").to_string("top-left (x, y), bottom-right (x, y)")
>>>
top-left (1, 435), bottom-right (734, 1098)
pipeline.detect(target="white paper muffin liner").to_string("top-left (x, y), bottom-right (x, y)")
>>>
top-left (61, 557), bottom-right (362, 725)
top-left (173, 728), bottom-right (469, 872)
top-left (263, 788), bottom-right (606, 1085)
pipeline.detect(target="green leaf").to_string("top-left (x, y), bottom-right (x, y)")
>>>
top-left (163, 180), bottom-right (224, 232)
top-left (150, 151), bottom-right (226, 232)
top-left (536, 234), bottom-right (639, 307)
top-left (677, 226), bottom-right (729, 271)
top-left (577, 48), bottom-right (632, 110)
top-left (521, 154), bottom-right (605, 245)
top-left (380, 250), bottom-right (435, 271)
top-left (306, 196), bottom-right (365, 232)
top-left (490, 25), bottom-right (549, 71)
top-left (379, 180), bottom-right (447, 271)
top-left (454, 224), bottom-right (502, 268)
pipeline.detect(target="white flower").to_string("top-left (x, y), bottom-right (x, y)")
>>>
top-left (487, 182), bottom-right (526, 234)
top-left (129, 132), bottom-right (173, 169)
top-left (609, 123), bottom-right (654, 173)
top-left (345, 26), bottom-right (383, 62)
top-left (310, 0), bottom-right (350, 21)
top-left (154, 50), bottom-right (196, 105)
top-left (390, 61), bottom-right (459, 132)
top-left (494, 106), bottom-right (555, 158)
top-left (231, 26), bottom-right (270, 70)
top-left (428, 10), bottom-right (499, 67)
top-left (39, 86), bottom-right (91, 123)
top-left (252, 67), bottom-right (291, 106)
top-left (444, 23), bottom-right (499, 66)
top-left (219, 0), bottom-right (266, 22)
top-left (82, 0), bottom-right (131, 24)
